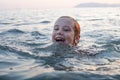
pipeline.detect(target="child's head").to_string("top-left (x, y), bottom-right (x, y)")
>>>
top-left (52, 16), bottom-right (80, 46)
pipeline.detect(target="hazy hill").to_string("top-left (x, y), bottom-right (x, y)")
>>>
top-left (75, 2), bottom-right (120, 7)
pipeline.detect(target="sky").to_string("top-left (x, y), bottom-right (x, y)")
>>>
top-left (0, 0), bottom-right (120, 9)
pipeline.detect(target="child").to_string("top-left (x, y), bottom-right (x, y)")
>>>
top-left (51, 16), bottom-right (97, 57)
top-left (52, 16), bottom-right (80, 46)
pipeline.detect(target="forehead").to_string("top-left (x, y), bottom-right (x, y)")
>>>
top-left (55, 17), bottom-right (74, 27)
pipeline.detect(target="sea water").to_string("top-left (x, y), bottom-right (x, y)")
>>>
top-left (0, 8), bottom-right (120, 80)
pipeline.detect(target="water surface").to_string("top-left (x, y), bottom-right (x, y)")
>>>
top-left (0, 8), bottom-right (120, 80)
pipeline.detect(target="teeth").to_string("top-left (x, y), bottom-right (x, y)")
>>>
top-left (55, 37), bottom-right (64, 42)
top-left (56, 38), bottom-right (63, 40)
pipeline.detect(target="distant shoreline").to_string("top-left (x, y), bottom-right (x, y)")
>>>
top-left (75, 2), bottom-right (120, 8)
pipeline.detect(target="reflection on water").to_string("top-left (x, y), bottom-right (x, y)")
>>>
top-left (0, 8), bottom-right (120, 80)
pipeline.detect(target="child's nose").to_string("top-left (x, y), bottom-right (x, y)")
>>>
top-left (57, 29), bottom-right (63, 35)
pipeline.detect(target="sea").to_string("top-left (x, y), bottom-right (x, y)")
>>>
top-left (0, 8), bottom-right (120, 80)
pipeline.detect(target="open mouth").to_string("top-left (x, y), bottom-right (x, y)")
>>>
top-left (55, 37), bottom-right (65, 43)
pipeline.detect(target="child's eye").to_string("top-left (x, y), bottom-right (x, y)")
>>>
top-left (64, 28), bottom-right (71, 31)
top-left (54, 27), bottom-right (59, 31)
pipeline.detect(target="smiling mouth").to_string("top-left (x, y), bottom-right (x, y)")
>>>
top-left (55, 37), bottom-right (65, 43)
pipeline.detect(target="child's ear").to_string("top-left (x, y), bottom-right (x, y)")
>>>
top-left (75, 35), bottom-right (80, 43)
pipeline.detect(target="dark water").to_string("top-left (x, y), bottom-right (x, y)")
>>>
top-left (0, 8), bottom-right (120, 80)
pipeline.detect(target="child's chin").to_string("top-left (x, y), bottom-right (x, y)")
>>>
top-left (55, 41), bottom-right (65, 44)
top-left (53, 42), bottom-right (71, 46)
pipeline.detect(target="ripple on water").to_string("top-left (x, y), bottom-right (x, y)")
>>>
top-left (40, 20), bottom-right (51, 24)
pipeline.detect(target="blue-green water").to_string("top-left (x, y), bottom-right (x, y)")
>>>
top-left (0, 8), bottom-right (120, 80)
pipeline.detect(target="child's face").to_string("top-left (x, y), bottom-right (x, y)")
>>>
top-left (52, 17), bottom-right (75, 46)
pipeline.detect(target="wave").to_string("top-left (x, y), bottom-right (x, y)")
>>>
top-left (31, 31), bottom-right (45, 36)
top-left (87, 18), bottom-right (104, 21)
top-left (13, 23), bottom-right (37, 26)
top-left (0, 44), bottom-right (36, 59)
top-left (0, 71), bottom-right (120, 80)
top-left (40, 20), bottom-right (51, 24)
top-left (0, 22), bottom-right (12, 25)
top-left (0, 29), bottom-right (25, 35)
top-left (25, 71), bottom-right (120, 80)
top-left (13, 21), bottom-right (51, 26)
